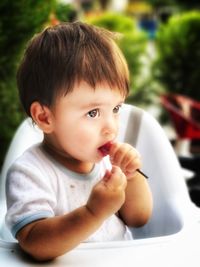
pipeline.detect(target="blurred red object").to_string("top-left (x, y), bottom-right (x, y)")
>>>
top-left (160, 93), bottom-right (200, 139)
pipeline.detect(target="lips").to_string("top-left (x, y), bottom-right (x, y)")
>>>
top-left (98, 141), bottom-right (112, 157)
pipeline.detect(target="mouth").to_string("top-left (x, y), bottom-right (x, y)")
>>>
top-left (98, 141), bottom-right (113, 157)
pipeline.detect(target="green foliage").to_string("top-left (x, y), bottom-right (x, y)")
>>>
top-left (54, 2), bottom-right (77, 22)
top-left (87, 12), bottom-right (148, 102)
top-left (0, 0), bottom-right (55, 168)
top-left (154, 11), bottom-right (200, 100)
top-left (173, 0), bottom-right (200, 9)
top-left (88, 12), bottom-right (137, 33)
top-left (146, 0), bottom-right (175, 8)
top-left (146, 0), bottom-right (199, 9)
top-left (0, 1), bottom-right (55, 78)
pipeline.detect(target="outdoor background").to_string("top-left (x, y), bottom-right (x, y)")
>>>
top-left (0, 0), bottom-right (200, 204)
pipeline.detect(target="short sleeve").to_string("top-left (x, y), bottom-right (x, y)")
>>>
top-left (5, 163), bottom-right (56, 237)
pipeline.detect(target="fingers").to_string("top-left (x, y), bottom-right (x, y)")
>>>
top-left (103, 166), bottom-right (127, 191)
top-left (87, 166), bottom-right (127, 219)
top-left (109, 142), bottom-right (142, 177)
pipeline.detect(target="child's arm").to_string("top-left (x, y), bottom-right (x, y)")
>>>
top-left (16, 166), bottom-right (127, 261)
top-left (109, 142), bottom-right (153, 227)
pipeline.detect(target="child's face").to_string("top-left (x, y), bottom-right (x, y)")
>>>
top-left (47, 81), bottom-right (125, 164)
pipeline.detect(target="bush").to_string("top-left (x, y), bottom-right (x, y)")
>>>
top-left (54, 2), bottom-right (77, 22)
top-left (86, 12), bottom-right (148, 103)
top-left (153, 11), bottom-right (200, 100)
top-left (0, 1), bottom-right (55, 169)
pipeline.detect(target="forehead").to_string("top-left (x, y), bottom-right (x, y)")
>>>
top-left (56, 81), bottom-right (125, 108)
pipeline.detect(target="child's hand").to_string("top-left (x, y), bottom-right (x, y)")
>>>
top-left (86, 166), bottom-right (127, 220)
top-left (109, 142), bottom-right (142, 179)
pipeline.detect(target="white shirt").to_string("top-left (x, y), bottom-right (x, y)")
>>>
top-left (5, 144), bottom-right (133, 241)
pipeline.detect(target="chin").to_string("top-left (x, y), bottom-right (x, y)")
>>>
top-left (93, 155), bottom-right (103, 163)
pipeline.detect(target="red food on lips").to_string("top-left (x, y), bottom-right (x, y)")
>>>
top-left (98, 142), bottom-right (112, 157)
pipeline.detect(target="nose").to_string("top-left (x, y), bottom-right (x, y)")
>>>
top-left (101, 115), bottom-right (118, 138)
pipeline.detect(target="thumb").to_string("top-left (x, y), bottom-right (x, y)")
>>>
top-left (102, 167), bottom-right (118, 183)
top-left (103, 166), bottom-right (127, 190)
top-left (103, 170), bottom-right (111, 182)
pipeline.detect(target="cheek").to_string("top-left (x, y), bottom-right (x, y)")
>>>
top-left (73, 126), bottom-right (95, 145)
top-left (57, 121), bottom-right (95, 147)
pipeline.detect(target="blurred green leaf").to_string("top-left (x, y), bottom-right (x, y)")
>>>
top-left (153, 11), bottom-right (200, 100)
top-left (0, 0), bottom-right (55, 168)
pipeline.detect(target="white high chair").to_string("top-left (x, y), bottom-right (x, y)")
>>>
top-left (0, 104), bottom-right (200, 267)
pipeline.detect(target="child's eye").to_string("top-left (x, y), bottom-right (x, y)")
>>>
top-left (87, 109), bottom-right (100, 118)
top-left (113, 104), bottom-right (122, 114)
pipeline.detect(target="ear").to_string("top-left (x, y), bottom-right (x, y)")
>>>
top-left (30, 102), bottom-right (54, 133)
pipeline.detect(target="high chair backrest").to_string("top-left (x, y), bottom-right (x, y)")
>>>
top-left (0, 104), bottom-right (191, 242)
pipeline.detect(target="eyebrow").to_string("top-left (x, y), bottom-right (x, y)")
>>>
top-left (80, 100), bottom-right (124, 110)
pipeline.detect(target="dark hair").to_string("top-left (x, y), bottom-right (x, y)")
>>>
top-left (17, 21), bottom-right (130, 116)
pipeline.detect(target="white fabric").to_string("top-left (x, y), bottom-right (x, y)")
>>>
top-left (5, 144), bottom-right (132, 241)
